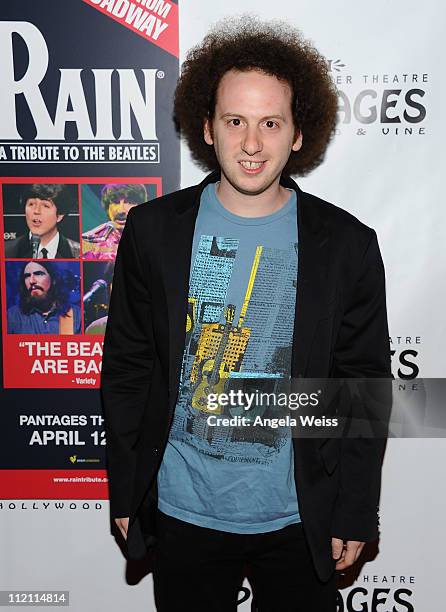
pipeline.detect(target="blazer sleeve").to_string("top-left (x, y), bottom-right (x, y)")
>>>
top-left (331, 228), bottom-right (392, 542)
top-left (101, 208), bottom-right (155, 519)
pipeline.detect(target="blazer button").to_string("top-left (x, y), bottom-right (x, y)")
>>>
top-left (153, 448), bottom-right (159, 454)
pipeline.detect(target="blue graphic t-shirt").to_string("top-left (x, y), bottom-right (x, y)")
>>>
top-left (157, 182), bottom-right (301, 533)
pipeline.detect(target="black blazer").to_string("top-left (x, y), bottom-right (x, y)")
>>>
top-left (4, 233), bottom-right (80, 258)
top-left (101, 170), bottom-right (392, 582)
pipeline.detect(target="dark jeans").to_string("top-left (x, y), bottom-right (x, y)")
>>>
top-left (152, 509), bottom-right (336, 611)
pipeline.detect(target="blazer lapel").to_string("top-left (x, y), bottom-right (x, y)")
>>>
top-left (281, 177), bottom-right (331, 377)
top-left (56, 234), bottom-right (72, 258)
top-left (18, 235), bottom-right (32, 258)
top-left (161, 171), bottom-right (220, 410)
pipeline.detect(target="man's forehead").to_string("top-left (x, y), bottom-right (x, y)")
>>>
top-left (24, 263), bottom-right (48, 275)
top-left (215, 69), bottom-right (293, 112)
top-left (26, 197), bottom-right (54, 206)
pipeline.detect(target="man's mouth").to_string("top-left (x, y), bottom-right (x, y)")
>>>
top-left (239, 160), bottom-right (266, 174)
top-left (29, 286), bottom-right (43, 294)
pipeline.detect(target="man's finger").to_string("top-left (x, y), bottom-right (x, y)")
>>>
top-left (331, 537), bottom-right (344, 560)
top-left (335, 541), bottom-right (365, 570)
top-left (353, 542), bottom-right (365, 563)
top-left (342, 542), bottom-right (357, 568)
top-left (114, 517), bottom-right (129, 541)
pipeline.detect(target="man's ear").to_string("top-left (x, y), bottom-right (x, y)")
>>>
top-left (292, 130), bottom-right (303, 152)
top-left (204, 118), bottom-right (214, 146)
top-left (56, 214), bottom-right (65, 224)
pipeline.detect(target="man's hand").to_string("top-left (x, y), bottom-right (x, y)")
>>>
top-left (115, 517), bottom-right (129, 541)
top-left (331, 537), bottom-right (365, 570)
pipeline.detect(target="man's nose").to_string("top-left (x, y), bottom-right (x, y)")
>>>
top-left (241, 126), bottom-right (263, 156)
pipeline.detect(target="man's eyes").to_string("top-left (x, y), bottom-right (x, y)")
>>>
top-left (26, 202), bottom-right (52, 208)
top-left (226, 119), bottom-right (279, 128)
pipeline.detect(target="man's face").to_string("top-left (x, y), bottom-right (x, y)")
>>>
top-left (107, 199), bottom-right (137, 230)
top-left (25, 198), bottom-right (64, 238)
top-left (23, 262), bottom-right (52, 300)
top-left (204, 69), bottom-right (303, 197)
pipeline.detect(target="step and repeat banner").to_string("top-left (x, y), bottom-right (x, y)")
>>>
top-left (1, 0), bottom-right (444, 610)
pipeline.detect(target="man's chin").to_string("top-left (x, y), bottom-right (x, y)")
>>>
top-left (27, 295), bottom-right (52, 311)
top-left (228, 178), bottom-right (276, 197)
top-left (223, 168), bottom-right (281, 197)
top-left (112, 221), bottom-right (126, 230)
top-left (28, 228), bottom-right (45, 237)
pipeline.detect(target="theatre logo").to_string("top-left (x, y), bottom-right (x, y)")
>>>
top-left (0, 21), bottom-right (163, 164)
top-left (390, 334), bottom-right (421, 380)
top-left (337, 573), bottom-right (415, 611)
top-left (328, 59), bottom-right (428, 138)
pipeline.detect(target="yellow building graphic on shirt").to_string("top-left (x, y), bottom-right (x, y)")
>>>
top-left (190, 246), bottom-right (263, 413)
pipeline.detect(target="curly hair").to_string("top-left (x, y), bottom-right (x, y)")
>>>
top-left (174, 16), bottom-right (338, 176)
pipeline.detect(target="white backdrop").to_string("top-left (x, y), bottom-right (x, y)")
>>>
top-left (1, 1), bottom-right (445, 609)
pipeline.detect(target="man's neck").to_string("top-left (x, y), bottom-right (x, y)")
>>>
top-left (38, 228), bottom-right (59, 247)
top-left (215, 175), bottom-right (291, 218)
top-left (31, 301), bottom-right (56, 316)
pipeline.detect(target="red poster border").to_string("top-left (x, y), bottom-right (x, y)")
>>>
top-left (1, 176), bottom-right (162, 498)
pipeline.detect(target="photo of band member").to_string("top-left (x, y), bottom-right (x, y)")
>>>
top-left (2, 183), bottom-right (80, 259)
top-left (5, 260), bottom-right (82, 335)
top-left (83, 262), bottom-right (114, 335)
top-left (81, 183), bottom-right (155, 260)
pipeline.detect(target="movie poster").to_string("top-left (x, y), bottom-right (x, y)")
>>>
top-left (0, 0), bottom-right (179, 498)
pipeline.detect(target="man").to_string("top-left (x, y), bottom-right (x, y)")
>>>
top-left (82, 183), bottom-right (147, 260)
top-left (7, 260), bottom-right (81, 334)
top-left (4, 184), bottom-right (80, 259)
top-left (101, 17), bottom-right (391, 611)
